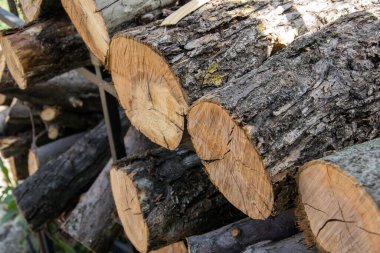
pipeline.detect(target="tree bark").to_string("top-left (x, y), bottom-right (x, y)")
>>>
top-left (109, 0), bottom-right (378, 149)
top-left (20, 0), bottom-right (63, 22)
top-left (242, 234), bottom-right (318, 253)
top-left (187, 209), bottom-right (297, 253)
top-left (61, 126), bottom-right (155, 253)
top-left (13, 117), bottom-right (130, 231)
top-left (297, 138), bottom-right (380, 253)
top-left (61, 0), bottom-right (178, 64)
top-left (0, 16), bottom-right (90, 89)
top-left (0, 70), bottom-right (101, 113)
top-left (187, 11), bottom-right (380, 220)
top-left (8, 154), bottom-right (29, 181)
top-left (111, 147), bottom-right (245, 253)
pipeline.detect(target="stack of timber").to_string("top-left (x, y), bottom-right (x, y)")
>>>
top-left (0, 0), bottom-right (379, 252)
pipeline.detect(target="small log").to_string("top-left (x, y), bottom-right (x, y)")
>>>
top-left (0, 70), bottom-right (101, 113)
top-left (13, 117), bottom-right (130, 231)
top-left (61, 0), bottom-right (178, 63)
top-left (47, 124), bottom-right (60, 140)
top-left (8, 154), bottom-right (29, 181)
top-left (242, 234), bottom-right (318, 253)
top-left (0, 16), bottom-right (90, 89)
top-left (297, 138), bottom-right (380, 253)
top-left (150, 242), bottom-right (187, 253)
top-left (28, 132), bottom-right (85, 175)
top-left (187, 11), bottom-right (380, 220)
top-left (109, 0), bottom-right (377, 149)
top-left (111, 147), bottom-right (245, 253)
top-left (187, 209), bottom-right (297, 253)
top-left (20, 0), bottom-right (63, 22)
top-left (61, 126), bottom-right (155, 253)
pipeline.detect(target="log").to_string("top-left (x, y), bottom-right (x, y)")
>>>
top-left (8, 154), bottom-right (29, 181)
top-left (28, 132), bottom-right (85, 175)
top-left (242, 234), bottom-right (318, 253)
top-left (0, 70), bottom-right (101, 113)
top-left (187, 11), bottom-right (380, 220)
top-left (13, 117), bottom-right (129, 231)
top-left (20, 0), bottom-right (63, 22)
top-left (297, 138), bottom-right (380, 253)
top-left (61, 0), bottom-right (178, 63)
top-left (47, 124), bottom-right (60, 140)
top-left (111, 147), bottom-right (245, 252)
top-left (40, 106), bottom-right (101, 130)
top-left (150, 242), bottom-right (187, 253)
top-left (0, 16), bottom-right (90, 89)
top-left (109, 0), bottom-right (377, 149)
top-left (187, 209), bottom-right (297, 253)
top-left (61, 126), bottom-right (155, 253)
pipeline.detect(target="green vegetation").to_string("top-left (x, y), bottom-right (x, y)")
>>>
top-left (0, 0), bottom-right (11, 29)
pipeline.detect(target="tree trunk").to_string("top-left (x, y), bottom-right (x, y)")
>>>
top-left (109, 0), bottom-right (377, 150)
top-left (242, 234), bottom-right (319, 253)
top-left (150, 242), bottom-right (187, 253)
top-left (187, 209), bottom-right (297, 253)
top-left (61, 126), bottom-right (155, 253)
top-left (20, 0), bottom-right (63, 22)
top-left (111, 147), bottom-right (245, 253)
top-left (0, 70), bottom-right (102, 113)
top-left (13, 117), bottom-right (130, 231)
top-left (187, 11), bottom-right (380, 220)
top-left (61, 0), bottom-right (178, 64)
top-left (0, 16), bottom-right (90, 89)
top-left (28, 132), bottom-right (85, 175)
top-left (297, 138), bottom-right (380, 253)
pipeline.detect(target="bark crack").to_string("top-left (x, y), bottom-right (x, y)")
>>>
top-left (95, 0), bottom-right (119, 12)
top-left (302, 202), bottom-right (327, 214)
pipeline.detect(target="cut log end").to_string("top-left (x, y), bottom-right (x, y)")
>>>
top-left (40, 107), bottom-right (59, 122)
top-left (0, 37), bottom-right (26, 89)
top-left (297, 161), bottom-right (380, 253)
top-left (28, 148), bottom-right (39, 176)
top-left (47, 125), bottom-right (60, 140)
top-left (110, 36), bottom-right (188, 150)
top-left (110, 166), bottom-right (149, 253)
top-left (188, 101), bottom-right (273, 219)
top-left (150, 242), bottom-right (187, 253)
top-left (61, 0), bottom-right (109, 63)
top-left (20, 0), bottom-right (42, 21)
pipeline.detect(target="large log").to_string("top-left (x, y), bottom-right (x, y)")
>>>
top-left (109, 0), bottom-right (377, 149)
top-left (20, 0), bottom-right (63, 22)
top-left (61, 0), bottom-right (179, 64)
top-left (0, 16), bottom-right (90, 89)
top-left (297, 138), bottom-right (380, 253)
top-left (61, 126), bottom-right (155, 253)
top-left (187, 11), bottom-right (380, 220)
top-left (13, 117), bottom-right (129, 231)
top-left (150, 242), bottom-right (187, 253)
top-left (0, 70), bottom-right (101, 113)
top-left (187, 209), bottom-right (297, 253)
top-left (242, 234), bottom-right (319, 253)
top-left (111, 147), bottom-right (245, 253)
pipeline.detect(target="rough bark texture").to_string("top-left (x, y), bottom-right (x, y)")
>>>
top-left (13, 117), bottom-right (129, 231)
top-left (188, 11), bottom-right (380, 220)
top-left (242, 234), bottom-right (319, 253)
top-left (297, 138), bottom-right (380, 253)
top-left (111, 147), bottom-right (245, 253)
top-left (20, 0), bottom-right (63, 22)
top-left (0, 70), bottom-right (101, 113)
top-left (187, 209), bottom-right (297, 253)
top-left (0, 16), bottom-right (90, 89)
top-left (62, 0), bottom-right (178, 63)
top-left (110, 0), bottom-right (378, 149)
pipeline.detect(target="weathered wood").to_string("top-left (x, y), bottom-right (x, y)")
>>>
top-left (13, 117), bottom-right (129, 231)
top-left (8, 153), bottom-right (29, 181)
top-left (0, 70), bottom-right (101, 113)
top-left (187, 11), bottom-right (380, 220)
top-left (150, 242), bottom-right (187, 253)
top-left (111, 147), bottom-right (245, 253)
top-left (61, 126), bottom-right (154, 253)
top-left (109, 0), bottom-right (378, 149)
top-left (20, 0), bottom-right (63, 22)
top-left (297, 138), bottom-right (380, 253)
top-left (0, 16), bottom-right (90, 89)
top-left (242, 234), bottom-right (319, 253)
top-left (187, 209), bottom-right (297, 253)
top-left (61, 0), bottom-right (178, 63)
top-left (28, 133), bottom-right (85, 175)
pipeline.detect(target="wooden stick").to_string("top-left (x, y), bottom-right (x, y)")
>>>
top-left (297, 138), bottom-right (380, 253)
top-left (109, 0), bottom-right (377, 149)
top-left (187, 11), bottom-right (380, 220)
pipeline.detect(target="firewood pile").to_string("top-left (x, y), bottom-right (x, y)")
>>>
top-left (0, 0), bottom-right (379, 252)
